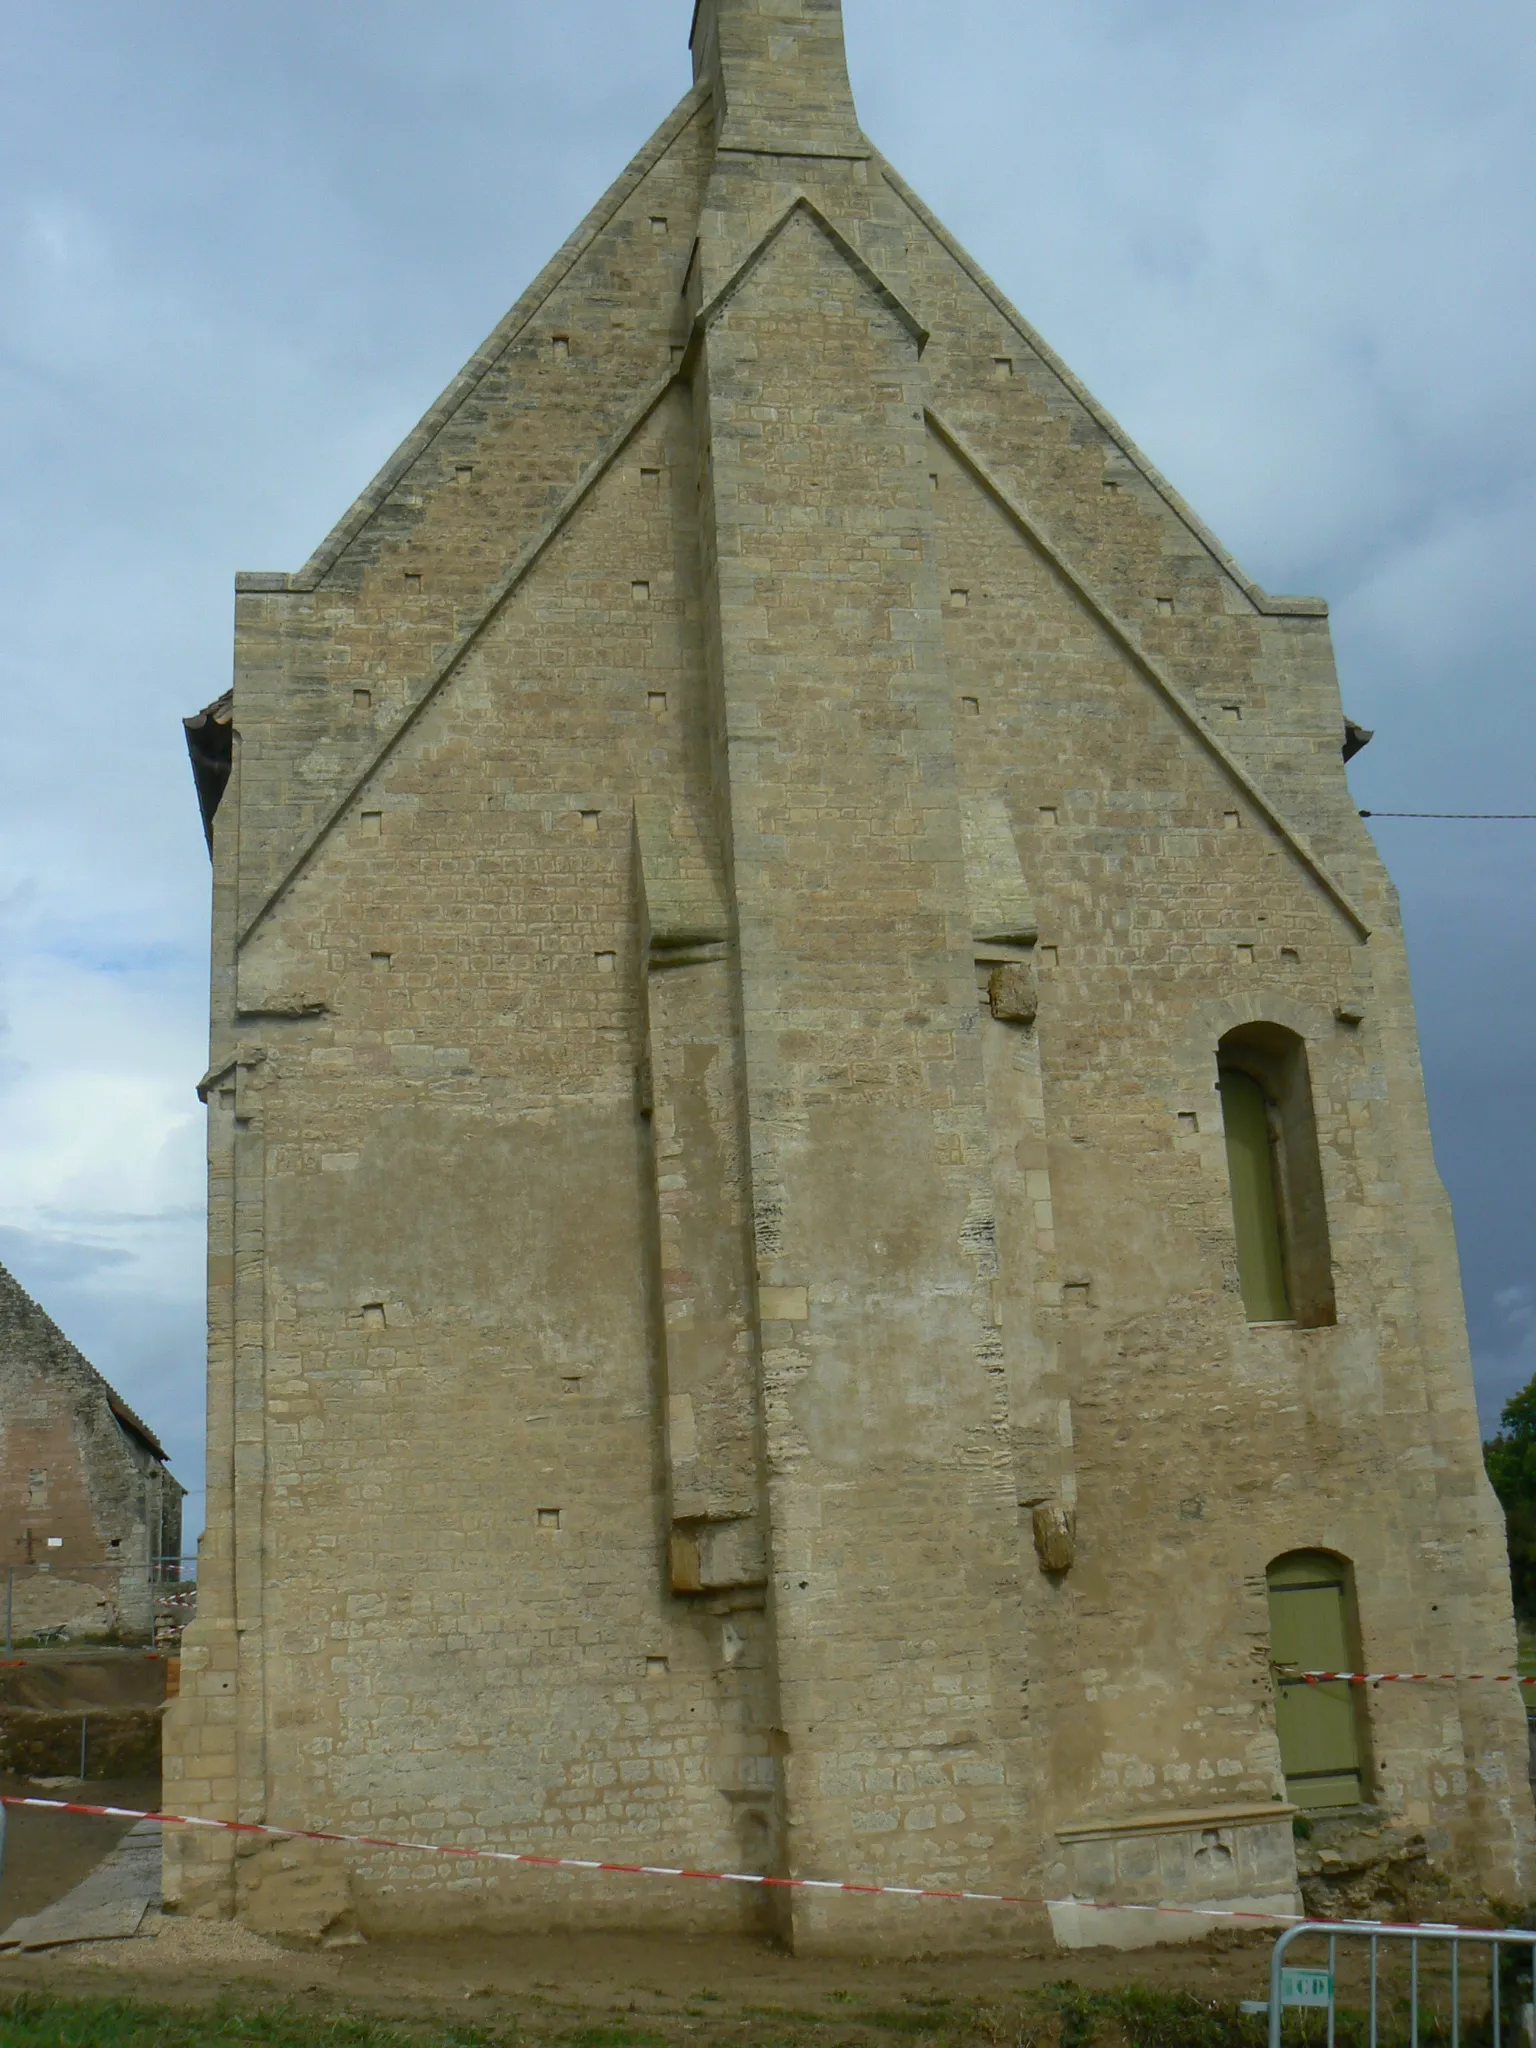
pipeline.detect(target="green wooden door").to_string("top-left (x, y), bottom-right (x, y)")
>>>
top-left (1268, 1553), bottom-right (1362, 1808)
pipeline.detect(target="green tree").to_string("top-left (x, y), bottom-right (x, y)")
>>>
top-left (1484, 1379), bottom-right (1536, 1619)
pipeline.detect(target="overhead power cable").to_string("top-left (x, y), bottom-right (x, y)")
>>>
top-left (1359, 810), bottom-right (1536, 820)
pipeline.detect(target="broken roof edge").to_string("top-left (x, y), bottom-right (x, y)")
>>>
top-left (183, 690), bottom-right (233, 854)
top-left (247, 80), bottom-right (713, 599)
top-left (875, 150), bottom-right (1330, 623)
top-left (0, 1261), bottom-right (179, 1471)
top-left (106, 1392), bottom-right (178, 1473)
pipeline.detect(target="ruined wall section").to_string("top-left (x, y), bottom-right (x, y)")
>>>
top-left (0, 1268), bottom-right (178, 1643)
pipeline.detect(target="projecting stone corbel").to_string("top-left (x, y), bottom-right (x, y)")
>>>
top-left (196, 1057), bottom-right (241, 1105)
top-left (236, 997), bottom-right (331, 1022)
top-left (1334, 971), bottom-right (1370, 1027)
top-left (633, 799), bottom-right (731, 961)
top-left (196, 1047), bottom-right (269, 1105)
top-left (988, 963), bottom-right (1038, 1026)
top-left (1031, 1501), bottom-right (1077, 1576)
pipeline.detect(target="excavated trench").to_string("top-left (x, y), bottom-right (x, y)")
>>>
top-left (0, 1652), bottom-right (168, 1782)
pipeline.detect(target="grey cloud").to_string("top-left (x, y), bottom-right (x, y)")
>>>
top-left (1, 0), bottom-right (1531, 1484)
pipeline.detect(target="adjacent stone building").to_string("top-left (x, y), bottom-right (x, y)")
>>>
top-left (0, 1262), bottom-right (183, 1645)
top-left (166, 0), bottom-right (1532, 1947)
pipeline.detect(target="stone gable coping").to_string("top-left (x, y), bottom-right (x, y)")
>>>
top-left (876, 151), bottom-right (1330, 623)
top-left (688, 193), bottom-right (929, 361)
top-left (927, 407), bottom-right (1370, 942)
top-left (236, 369), bottom-right (679, 952)
top-left (234, 82), bottom-right (713, 599)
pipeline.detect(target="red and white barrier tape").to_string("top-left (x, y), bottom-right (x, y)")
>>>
top-left (4, 1794), bottom-right (1534, 1942)
top-left (1295, 1672), bottom-right (1536, 1687)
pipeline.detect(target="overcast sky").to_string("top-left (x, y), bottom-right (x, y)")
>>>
top-left (0, 1), bottom-right (1532, 1537)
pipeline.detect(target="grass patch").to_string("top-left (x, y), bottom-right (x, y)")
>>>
top-left (0, 1988), bottom-right (1490, 2048)
top-left (0, 1994), bottom-right (513, 2048)
top-left (1035, 1986), bottom-right (1502, 2047)
top-left (559, 2032), bottom-right (671, 2048)
top-left (1043, 1985), bottom-right (1268, 2047)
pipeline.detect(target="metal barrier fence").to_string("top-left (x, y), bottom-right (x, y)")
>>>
top-left (1261, 1920), bottom-right (1536, 2048)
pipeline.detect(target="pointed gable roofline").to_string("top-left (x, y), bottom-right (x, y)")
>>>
top-left (237, 197), bottom-right (1365, 956)
top-left (0, 1262), bottom-right (180, 1474)
top-left (238, 194), bottom-right (925, 953)
top-left (928, 409), bottom-right (1369, 939)
top-left (876, 152), bottom-right (1329, 622)
top-left (234, 80), bottom-right (713, 601)
top-left (231, 5), bottom-right (1328, 635)
top-left (690, 194), bottom-right (929, 356)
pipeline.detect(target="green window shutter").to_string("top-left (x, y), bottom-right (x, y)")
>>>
top-left (1220, 1068), bottom-right (1291, 1323)
top-left (1268, 1555), bottom-right (1363, 1809)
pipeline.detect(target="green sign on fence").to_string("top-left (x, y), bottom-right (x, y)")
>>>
top-left (1281, 1968), bottom-right (1334, 2009)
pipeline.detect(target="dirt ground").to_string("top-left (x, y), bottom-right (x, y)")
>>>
top-left (0, 1914), bottom-right (1290, 2039)
top-left (0, 1779), bottom-right (1275, 2030)
top-left (0, 1780), bottom-right (1505, 2043)
top-left (0, 1775), bottom-right (155, 1926)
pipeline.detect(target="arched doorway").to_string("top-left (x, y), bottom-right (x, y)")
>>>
top-left (1267, 1551), bottom-right (1365, 1808)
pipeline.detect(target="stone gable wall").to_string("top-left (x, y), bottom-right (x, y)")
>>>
top-left (165, 0), bottom-right (1532, 1946)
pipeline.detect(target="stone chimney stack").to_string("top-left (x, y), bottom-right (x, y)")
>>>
top-left (690, 0), bottom-right (866, 158)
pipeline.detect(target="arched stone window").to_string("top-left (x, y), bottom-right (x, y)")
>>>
top-left (1266, 1551), bottom-right (1367, 1808)
top-left (1217, 1023), bottom-right (1336, 1328)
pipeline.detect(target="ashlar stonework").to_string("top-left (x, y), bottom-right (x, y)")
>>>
top-left (165, 0), bottom-right (1533, 1951)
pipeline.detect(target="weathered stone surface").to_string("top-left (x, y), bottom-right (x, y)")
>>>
top-left (1031, 1503), bottom-right (1075, 1574)
top-left (965, 796), bottom-right (1038, 949)
top-left (1053, 1804), bottom-right (1301, 1949)
top-left (989, 964), bottom-right (1039, 1028)
top-left (165, 0), bottom-right (1533, 1950)
top-left (0, 1264), bottom-right (183, 1646)
top-left (1295, 1809), bottom-right (1475, 1925)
